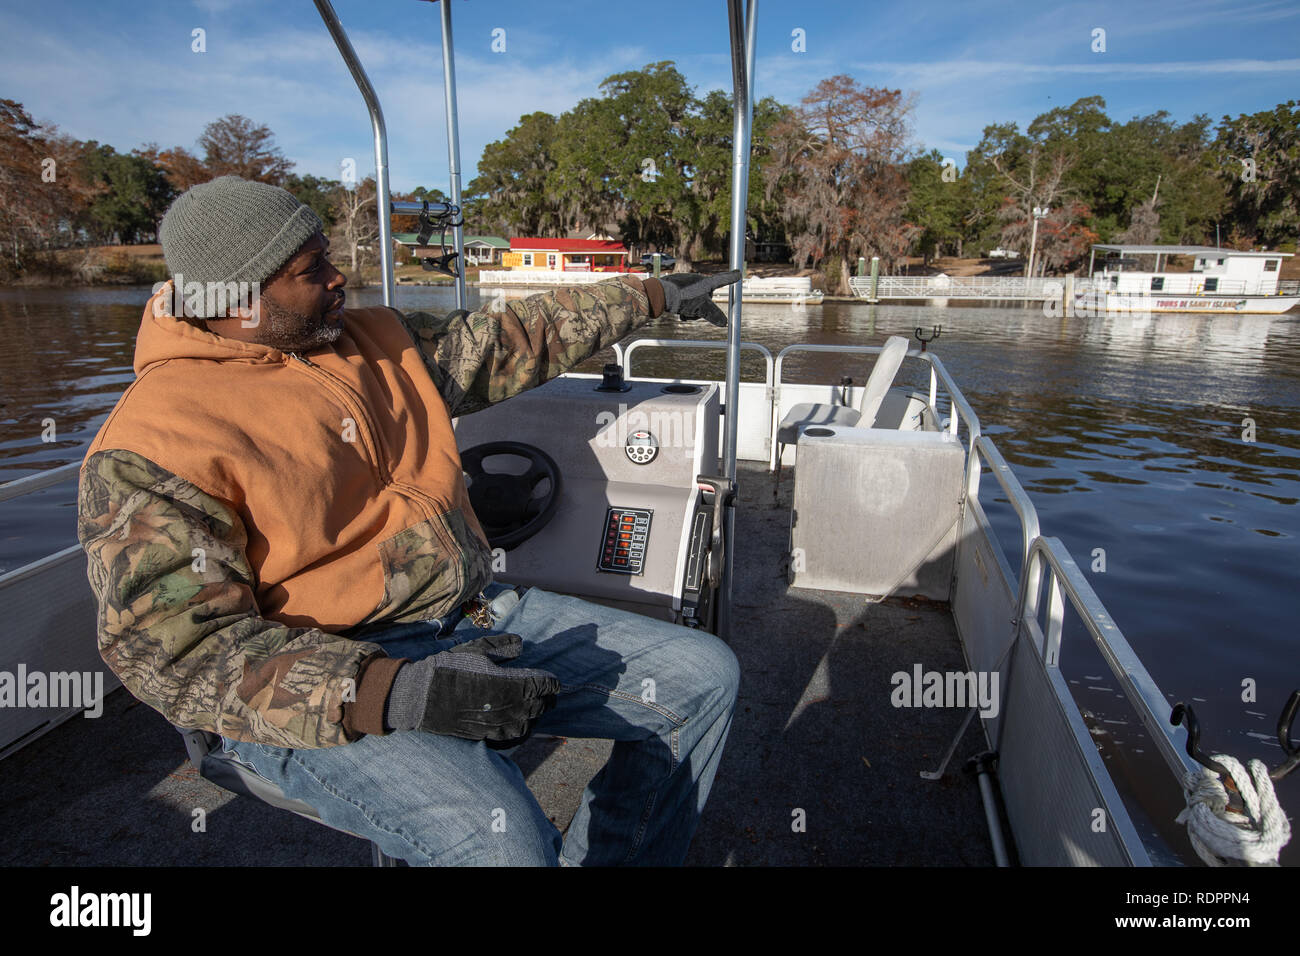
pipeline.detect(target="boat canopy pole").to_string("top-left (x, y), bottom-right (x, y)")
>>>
top-left (719, 0), bottom-right (757, 641)
top-left (436, 0), bottom-right (468, 311)
top-left (315, 0), bottom-right (396, 306)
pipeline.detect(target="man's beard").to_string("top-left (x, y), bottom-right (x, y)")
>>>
top-left (254, 291), bottom-right (343, 352)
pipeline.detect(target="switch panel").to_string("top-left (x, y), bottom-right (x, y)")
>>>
top-left (597, 507), bottom-right (652, 575)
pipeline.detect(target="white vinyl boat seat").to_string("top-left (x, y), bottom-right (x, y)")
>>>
top-left (776, 402), bottom-right (863, 444)
top-left (773, 335), bottom-right (910, 480)
top-left (174, 725), bottom-right (400, 866)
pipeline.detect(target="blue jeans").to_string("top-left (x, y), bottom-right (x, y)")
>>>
top-left (221, 583), bottom-right (740, 866)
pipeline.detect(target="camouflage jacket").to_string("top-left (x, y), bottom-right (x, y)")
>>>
top-left (78, 275), bottom-right (664, 748)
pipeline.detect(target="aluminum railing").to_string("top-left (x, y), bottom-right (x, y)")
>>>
top-left (850, 275), bottom-right (1070, 300)
top-left (964, 425), bottom-right (1195, 795)
top-left (1097, 276), bottom-right (1257, 296)
top-left (958, 425), bottom-right (1199, 864)
top-left (0, 461), bottom-right (81, 503)
top-left (622, 339), bottom-right (773, 387)
top-left (1014, 536), bottom-right (1201, 787)
top-left (0, 461), bottom-right (87, 627)
top-left (0, 463), bottom-right (85, 590)
top-left (968, 435), bottom-right (1040, 591)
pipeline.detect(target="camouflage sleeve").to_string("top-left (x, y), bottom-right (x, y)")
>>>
top-left (396, 275), bottom-right (657, 418)
top-left (77, 448), bottom-right (385, 749)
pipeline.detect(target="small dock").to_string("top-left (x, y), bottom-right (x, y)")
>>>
top-left (849, 275), bottom-right (1078, 302)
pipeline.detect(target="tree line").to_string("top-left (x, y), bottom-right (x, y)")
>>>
top-left (1, 72), bottom-right (1296, 292)
top-left (0, 105), bottom-right (436, 280)
top-left (458, 72), bottom-right (1298, 290)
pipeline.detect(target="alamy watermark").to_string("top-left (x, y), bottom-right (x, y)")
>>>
top-left (594, 404), bottom-right (697, 452)
top-left (890, 664), bottom-right (999, 718)
top-left (49, 886), bottom-right (150, 936)
top-left (1042, 283), bottom-right (1152, 321)
top-left (151, 276), bottom-right (261, 325)
top-left (0, 665), bottom-right (104, 718)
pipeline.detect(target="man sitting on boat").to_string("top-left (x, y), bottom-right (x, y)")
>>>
top-left (76, 175), bottom-right (741, 866)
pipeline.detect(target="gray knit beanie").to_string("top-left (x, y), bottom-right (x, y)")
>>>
top-left (159, 175), bottom-right (324, 318)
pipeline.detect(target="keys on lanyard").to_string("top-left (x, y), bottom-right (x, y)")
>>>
top-left (460, 593), bottom-right (494, 629)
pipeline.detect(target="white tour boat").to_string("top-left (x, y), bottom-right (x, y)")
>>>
top-left (1084, 243), bottom-right (1299, 314)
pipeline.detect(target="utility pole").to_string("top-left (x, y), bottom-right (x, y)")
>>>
top-left (1026, 205), bottom-right (1048, 280)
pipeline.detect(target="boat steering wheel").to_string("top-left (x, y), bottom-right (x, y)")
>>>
top-left (460, 441), bottom-right (562, 551)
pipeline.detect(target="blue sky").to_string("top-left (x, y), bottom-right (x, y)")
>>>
top-left (2, 0), bottom-right (1298, 192)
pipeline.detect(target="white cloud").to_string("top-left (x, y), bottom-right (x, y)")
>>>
top-left (859, 58), bottom-right (1300, 83)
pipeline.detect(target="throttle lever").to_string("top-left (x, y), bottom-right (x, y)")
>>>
top-left (694, 474), bottom-right (736, 588)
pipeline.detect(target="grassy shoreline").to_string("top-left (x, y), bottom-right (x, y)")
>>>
top-left (0, 246), bottom-right (496, 289)
top-left (20, 244), bottom-right (1284, 291)
top-left (0, 249), bottom-right (1029, 292)
top-left (2, 245), bottom-right (170, 287)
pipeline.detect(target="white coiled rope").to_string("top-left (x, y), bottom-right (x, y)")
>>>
top-left (1176, 754), bottom-right (1291, 867)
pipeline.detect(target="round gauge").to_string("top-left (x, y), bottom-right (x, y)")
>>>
top-left (625, 429), bottom-right (658, 465)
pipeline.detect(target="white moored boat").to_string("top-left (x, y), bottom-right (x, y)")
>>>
top-left (711, 275), bottom-right (824, 305)
top-left (1083, 244), bottom-right (1299, 314)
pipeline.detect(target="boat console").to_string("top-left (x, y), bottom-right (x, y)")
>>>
top-left (454, 371), bottom-right (725, 631)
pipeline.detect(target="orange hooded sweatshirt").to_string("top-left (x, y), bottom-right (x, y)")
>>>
top-left (77, 275), bottom-right (665, 747)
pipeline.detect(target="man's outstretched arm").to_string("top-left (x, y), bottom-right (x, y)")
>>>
top-left (396, 275), bottom-right (667, 418)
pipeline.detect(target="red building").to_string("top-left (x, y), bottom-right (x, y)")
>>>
top-left (504, 238), bottom-right (632, 273)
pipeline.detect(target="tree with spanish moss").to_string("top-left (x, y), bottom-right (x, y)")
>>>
top-left (1213, 100), bottom-right (1300, 249)
top-left (0, 100), bottom-right (99, 271)
top-left (763, 75), bottom-right (916, 294)
top-left (467, 111), bottom-right (563, 237)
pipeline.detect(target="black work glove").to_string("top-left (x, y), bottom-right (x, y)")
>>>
top-left (385, 633), bottom-right (561, 744)
top-left (658, 270), bottom-right (742, 327)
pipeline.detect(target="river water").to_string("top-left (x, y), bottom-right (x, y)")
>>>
top-left (2, 283), bottom-right (1297, 864)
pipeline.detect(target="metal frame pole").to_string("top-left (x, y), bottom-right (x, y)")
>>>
top-left (719, 0), bottom-right (757, 642)
top-left (437, 0), bottom-right (468, 310)
top-left (314, 0), bottom-right (395, 307)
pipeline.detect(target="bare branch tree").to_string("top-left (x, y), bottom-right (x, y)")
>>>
top-left (330, 177), bottom-right (378, 274)
top-left (989, 147), bottom-right (1098, 272)
top-left (198, 115), bottom-right (293, 185)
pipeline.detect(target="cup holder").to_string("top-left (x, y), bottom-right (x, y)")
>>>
top-left (803, 427), bottom-right (835, 437)
top-left (661, 383), bottom-right (701, 394)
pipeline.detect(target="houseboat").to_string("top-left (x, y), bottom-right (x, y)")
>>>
top-left (1084, 243), bottom-right (1299, 314)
